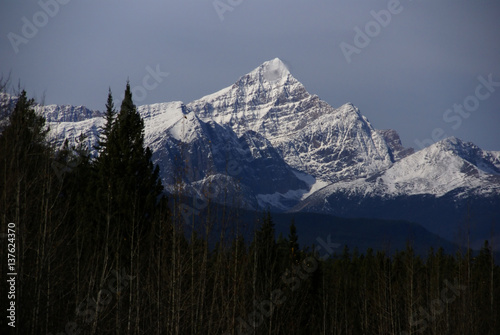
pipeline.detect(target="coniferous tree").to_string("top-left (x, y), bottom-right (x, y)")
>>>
top-left (71, 83), bottom-right (165, 333)
top-left (0, 90), bottom-right (76, 334)
top-left (473, 240), bottom-right (495, 333)
top-left (105, 82), bottom-right (163, 232)
top-left (109, 82), bottom-right (163, 332)
top-left (250, 211), bottom-right (278, 333)
top-left (97, 88), bottom-right (116, 153)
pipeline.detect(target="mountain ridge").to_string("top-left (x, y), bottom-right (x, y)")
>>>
top-left (17, 58), bottom-right (499, 245)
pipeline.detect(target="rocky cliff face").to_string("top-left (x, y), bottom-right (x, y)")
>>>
top-left (188, 58), bottom-right (394, 183)
top-left (376, 129), bottom-right (414, 161)
top-left (140, 101), bottom-right (308, 208)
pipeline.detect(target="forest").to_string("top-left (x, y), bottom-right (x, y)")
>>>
top-left (0, 83), bottom-right (498, 335)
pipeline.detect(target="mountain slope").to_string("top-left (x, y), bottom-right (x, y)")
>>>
top-left (294, 137), bottom-right (500, 246)
top-left (46, 100), bottom-right (308, 210)
top-left (188, 58), bottom-right (394, 183)
top-left (188, 58), bottom-right (314, 139)
top-left (295, 137), bottom-right (500, 201)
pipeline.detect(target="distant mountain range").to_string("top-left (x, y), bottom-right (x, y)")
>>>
top-left (10, 58), bottom-right (498, 249)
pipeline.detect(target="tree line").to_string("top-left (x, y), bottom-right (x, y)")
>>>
top-left (0, 83), bottom-right (498, 334)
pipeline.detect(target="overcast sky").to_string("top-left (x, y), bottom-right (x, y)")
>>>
top-left (1, 0), bottom-right (499, 150)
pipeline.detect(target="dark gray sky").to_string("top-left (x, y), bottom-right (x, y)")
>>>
top-left (1, 0), bottom-right (499, 150)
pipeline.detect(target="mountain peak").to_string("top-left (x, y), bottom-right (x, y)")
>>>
top-left (422, 137), bottom-right (500, 176)
top-left (436, 136), bottom-right (469, 153)
top-left (267, 57), bottom-right (285, 64)
top-left (338, 102), bottom-right (358, 112)
top-left (252, 58), bottom-right (292, 84)
top-left (262, 57), bottom-right (289, 70)
top-left (441, 136), bottom-right (460, 145)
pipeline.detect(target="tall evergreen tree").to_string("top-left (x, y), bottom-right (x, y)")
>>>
top-left (96, 87), bottom-right (115, 154)
top-left (81, 83), bottom-right (164, 333)
top-left (0, 90), bottom-right (48, 225)
top-left (0, 90), bottom-right (74, 333)
top-left (250, 211), bottom-right (278, 332)
top-left (95, 81), bottom-right (164, 234)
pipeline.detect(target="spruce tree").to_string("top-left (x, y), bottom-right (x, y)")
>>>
top-left (0, 90), bottom-right (72, 333)
top-left (96, 87), bottom-right (115, 154)
top-left (93, 88), bottom-right (117, 239)
top-left (89, 82), bottom-right (164, 332)
top-left (99, 81), bottom-right (163, 233)
top-left (0, 90), bottom-right (48, 225)
top-left (91, 81), bottom-right (164, 275)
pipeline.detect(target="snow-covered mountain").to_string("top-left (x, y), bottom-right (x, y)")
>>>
top-left (139, 101), bottom-right (307, 208)
top-left (293, 137), bottom-right (500, 244)
top-left (296, 137), bottom-right (500, 202)
top-left (43, 99), bottom-right (308, 209)
top-left (30, 58), bottom-right (499, 244)
top-left (188, 58), bottom-right (394, 183)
